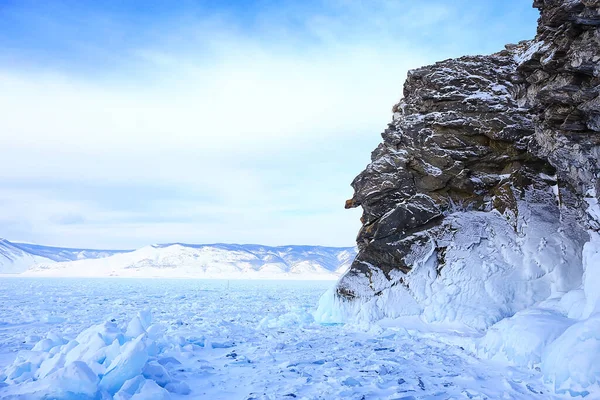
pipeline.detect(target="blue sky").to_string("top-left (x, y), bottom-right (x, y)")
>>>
top-left (0, 0), bottom-right (539, 249)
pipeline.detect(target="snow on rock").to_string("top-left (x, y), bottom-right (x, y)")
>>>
top-left (328, 0), bottom-right (600, 396)
top-left (582, 232), bottom-right (600, 319)
top-left (335, 37), bottom-right (572, 329)
top-left (539, 230), bottom-right (600, 395)
top-left (476, 307), bottom-right (574, 368)
top-left (472, 228), bottom-right (600, 395)
top-left (541, 314), bottom-right (600, 397)
top-left (313, 287), bottom-right (348, 324)
top-left (1, 310), bottom-right (190, 399)
top-left (319, 208), bottom-right (582, 331)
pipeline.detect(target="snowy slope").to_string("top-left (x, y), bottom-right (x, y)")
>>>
top-left (0, 239), bottom-right (56, 274)
top-left (10, 241), bottom-right (130, 262)
top-left (0, 239), bottom-right (131, 274)
top-left (22, 243), bottom-right (357, 279)
top-left (0, 239), bottom-right (356, 279)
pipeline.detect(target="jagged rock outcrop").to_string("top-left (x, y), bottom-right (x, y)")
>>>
top-left (316, 0), bottom-right (600, 393)
top-left (342, 47), bottom-right (553, 287)
top-left (320, 0), bottom-right (600, 330)
top-left (521, 0), bottom-right (600, 229)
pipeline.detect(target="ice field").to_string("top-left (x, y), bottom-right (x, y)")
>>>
top-left (0, 278), bottom-right (572, 399)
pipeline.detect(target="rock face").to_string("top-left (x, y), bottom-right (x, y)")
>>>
top-left (317, 1), bottom-right (600, 391)
top-left (343, 48), bottom-right (551, 288)
top-left (328, 0), bottom-right (600, 331)
top-left (521, 0), bottom-right (600, 226)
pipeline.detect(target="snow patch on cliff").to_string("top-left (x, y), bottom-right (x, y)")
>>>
top-left (317, 203), bottom-right (582, 330)
top-left (317, 224), bottom-right (600, 395)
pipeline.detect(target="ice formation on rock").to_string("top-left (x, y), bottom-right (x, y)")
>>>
top-left (321, 0), bottom-right (600, 394)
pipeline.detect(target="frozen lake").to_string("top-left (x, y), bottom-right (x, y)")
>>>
top-left (0, 278), bottom-right (560, 399)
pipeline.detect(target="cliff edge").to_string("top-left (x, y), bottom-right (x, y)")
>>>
top-left (317, 0), bottom-right (600, 395)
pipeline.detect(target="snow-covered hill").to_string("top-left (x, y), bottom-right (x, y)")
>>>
top-left (9, 241), bottom-right (130, 262)
top-left (0, 239), bottom-right (130, 274)
top-left (0, 239), bottom-right (56, 274)
top-left (1, 239), bottom-right (356, 279)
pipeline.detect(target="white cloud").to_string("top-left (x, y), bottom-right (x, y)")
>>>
top-left (0, 0), bottom-right (538, 248)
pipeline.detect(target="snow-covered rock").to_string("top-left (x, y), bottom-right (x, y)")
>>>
top-left (330, 42), bottom-right (583, 330)
top-left (542, 314), bottom-right (600, 397)
top-left (323, 0), bottom-right (600, 395)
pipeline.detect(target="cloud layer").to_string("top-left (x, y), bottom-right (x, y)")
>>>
top-left (0, 0), bottom-right (539, 248)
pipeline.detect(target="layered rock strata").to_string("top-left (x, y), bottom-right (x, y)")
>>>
top-left (329, 0), bottom-right (599, 330)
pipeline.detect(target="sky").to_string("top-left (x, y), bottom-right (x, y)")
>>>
top-left (0, 0), bottom-right (540, 249)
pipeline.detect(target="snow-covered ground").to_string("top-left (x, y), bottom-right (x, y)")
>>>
top-left (0, 278), bottom-right (571, 399)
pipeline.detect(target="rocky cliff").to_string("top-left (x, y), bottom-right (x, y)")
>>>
top-left (317, 0), bottom-right (600, 394)
top-left (522, 0), bottom-right (600, 225)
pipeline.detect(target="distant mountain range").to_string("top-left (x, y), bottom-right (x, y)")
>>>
top-left (0, 239), bottom-right (356, 279)
top-left (0, 239), bottom-right (128, 274)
